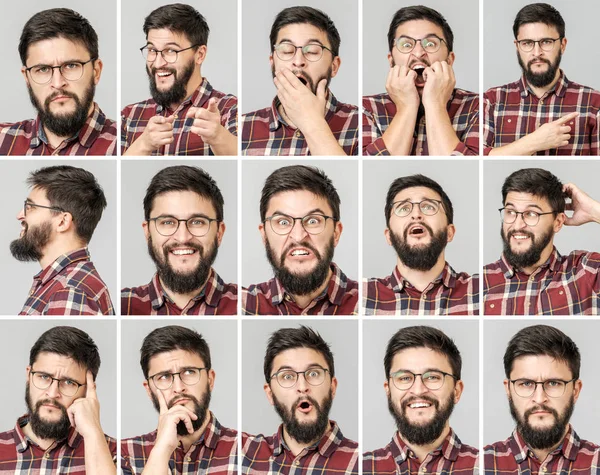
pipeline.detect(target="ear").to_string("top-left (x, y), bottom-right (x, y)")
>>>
top-left (387, 52), bottom-right (393, 68)
top-left (26, 365), bottom-right (31, 383)
top-left (143, 220), bottom-right (150, 240)
top-left (446, 223), bottom-right (456, 243)
top-left (92, 59), bottom-right (103, 85)
top-left (269, 54), bottom-right (274, 71)
top-left (572, 379), bottom-right (582, 403)
top-left (207, 369), bottom-right (216, 392)
top-left (330, 376), bottom-right (338, 400)
top-left (216, 222), bottom-right (226, 246)
top-left (553, 212), bottom-right (566, 233)
top-left (384, 379), bottom-right (390, 397)
top-left (330, 56), bottom-right (341, 79)
top-left (143, 379), bottom-right (153, 400)
top-left (453, 379), bottom-right (464, 403)
top-left (513, 39), bottom-right (519, 53)
top-left (56, 212), bottom-right (74, 234)
top-left (264, 382), bottom-right (275, 406)
top-left (503, 379), bottom-right (511, 398)
top-left (195, 45), bottom-right (208, 66)
top-left (560, 37), bottom-right (567, 54)
top-left (446, 51), bottom-right (456, 66)
top-left (333, 221), bottom-right (343, 247)
top-left (21, 66), bottom-right (30, 86)
top-left (384, 227), bottom-right (392, 246)
top-left (259, 222), bottom-right (266, 245)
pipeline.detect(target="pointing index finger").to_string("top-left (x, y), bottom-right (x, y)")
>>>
top-left (157, 387), bottom-right (169, 414)
top-left (555, 112), bottom-right (579, 124)
top-left (85, 371), bottom-right (97, 400)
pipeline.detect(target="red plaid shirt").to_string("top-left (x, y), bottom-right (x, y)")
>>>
top-left (0, 414), bottom-right (116, 474)
top-left (121, 412), bottom-right (237, 475)
top-left (0, 103), bottom-right (116, 156)
top-left (242, 421), bottom-right (358, 475)
top-left (242, 263), bottom-right (358, 315)
top-left (364, 429), bottom-right (478, 475)
top-left (19, 247), bottom-right (114, 316)
top-left (241, 93), bottom-right (359, 156)
top-left (121, 269), bottom-right (237, 315)
top-left (363, 264), bottom-right (479, 315)
top-left (363, 89), bottom-right (480, 156)
top-left (484, 426), bottom-right (600, 475)
top-left (121, 78), bottom-right (238, 155)
top-left (484, 248), bottom-right (600, 315)
top-left (483, 72), bottom-right (600, 155)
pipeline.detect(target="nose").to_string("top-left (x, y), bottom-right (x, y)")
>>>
top-left (409, 204), bottom-right (424, 220)
top-left (171, 374), bottom-right (187, 393)
top-left (45, 379), bottom-right (61, 399)
top-left (17, 208), bottom-right (25, 220)
top-left (49, 67), bottom-right (68, 89)
top-left (295, 373), bottom-right (310, 393)
top-left (512, 212), bottom-right (529, 229)
top-left (411, 41), bottom-right (428, 58)
top-left (531, 382), bottom-right (548, 404)
top-left (292, 47), bottom-right (307, 68)
top-left (288, 219), bottom-right (310, 241)
top-left (153, 52), bottom-right (168, 69)
top-left (531, 42), bottom-right (544, 56)
top-left (173, 221), bottom-right (194, 242)
top-left (410, 375), bottom-right (429, 395)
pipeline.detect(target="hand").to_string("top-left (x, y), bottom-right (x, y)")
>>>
top-left (563, 183), bottom-right (600, 226)
top-left (422, 61), bottom-right (455, 107)
top-left (154, 389), bottom-right (198, 455)
top-left (138, 115), bottom-right (176, 153)
top-left (67, 371), bottom-right (102, 439)
top-left (527, 112), bottom-right (579, 153)
top-left (385, 64), bottom-right (420, 110)
top-left (185, 98), bottom-right (225, 145)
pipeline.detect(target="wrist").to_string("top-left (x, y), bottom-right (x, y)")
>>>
top-left (297, 115), bottom-right (328, 136)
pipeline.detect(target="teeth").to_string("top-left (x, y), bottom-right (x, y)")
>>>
top-left (291, 250), bottom-right (309, 256)
top-left (409, 402), bottom-right (431, 408)
top-left (512, 235), bottom-right (529, 240)
top-left (157, 72), bottom-right (172, 77)
top-left (171, 249), bottom-right (195, 255)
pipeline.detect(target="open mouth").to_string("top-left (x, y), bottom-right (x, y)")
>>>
top-left (408, 401), bottom-right (432, 409)
top-left (297, 400), bottom-right (314, 413)
top-left (411, 64), bottom-right (427, 86)
top-left (288, 247), bottom-right (312, 258)
top-left (169, 248), bottom-right (198, 257)
top-left (510, 232), bottom-right (531, 241)
top-left (155, 70), bottom-right (174, 79)
top-left (408, 224), bottom-right (428, 237)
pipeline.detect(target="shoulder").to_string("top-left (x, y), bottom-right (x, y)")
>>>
top-left (242, 107), bottom-right (272, 121)
top-left (121, 98), bottom-right (157, 118)
top-left (0, 119), bottom-right (35, 134)
top-left (483, 438), bottom-right (512, 455)
top-left (484, 80), bottom-right (520, 101)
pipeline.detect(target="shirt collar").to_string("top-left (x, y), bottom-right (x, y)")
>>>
top-left (273, 420), bottom-right (345, 458)
top-left (34, 248), bottom-right (91, 286)
top-left (268, 90), bottom-right (339, 132)
top-left (148, 268), bottom-right (224, 310)
top-left (155, 77), bottom-right (213, 115)
top-left (390, 262), bottom-right (456, 292)
top-left (14, 414), bottom-right (81, 452)
top-left (390, 428), bottom-right (461, 465)
top-left (500, 247), bottom-right (561, 278)
top-left (510, 425), bottom-right (579, 463)
top-left (519, 69), bottom-right (569, 98)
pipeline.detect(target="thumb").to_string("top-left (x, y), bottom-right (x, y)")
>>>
top-left (165, 115), bottom-right (176, 124)
top-left (208, 97), bottom-right (219, 113)
top-left (317, 79), bottom-right (327, 101)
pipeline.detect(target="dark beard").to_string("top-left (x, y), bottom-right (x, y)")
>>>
top-left (273, 390), bottom-right (333, 444)
top-left (509, 395), bottom-right (573, 449)
top-left (518, 50), bottom-right (562, 88)
top-left (147, 236), bottom-right (218, 295)
top-left (388, 393), bottom-right (455, 445)
top-left (265, 237), bottom-right (334, 296)
top-left (151, 383), bottom-right (212, 436)
top-left (389, 225), bottom-right (448, 272)
top-left (25, 382), bottom-right (71, 441)
top-left (501, 226), bottom-right (554, 270)
top-left (10, 221), bottom-right (52, 262)
top-left (148, 59), bottom-right (196, 109)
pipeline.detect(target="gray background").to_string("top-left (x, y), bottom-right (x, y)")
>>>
top-left (363, 320), bottom-right (479, 451)
top-left (121, 0), bottom-right (238, 108)
top-left (242, 0), bottom-right (359, 113)
top-left (0, 320), bottom-right (117, 437)
top-left (121, 160), bottom-right (237, 290)
top-left (484, 160), bottom-right (600, 266)
top-left (484, 320), bottom-right (600, 444)
top-left (363, 160), bottom-right (479, 278)
top-left (0, 0), bottom-right (117, 123)
top-left (0, 159), bottom-right (117, 315)
top-left (484, 0), bottom-right (600, 90)
top-left (363, 0), bottom-right (480, 96)
top-left (241, 160), bottom-right (358, 287)
top-left (242, 320), bottom-right (358, 441)
top-left (121, 320), bottom-right (237, 439)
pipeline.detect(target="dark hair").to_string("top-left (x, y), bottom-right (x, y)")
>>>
top-left (30, 326), bottom-right (101, 380)
top-left (143, 166), bottom-right (224, 221)
top-left (501, 168), bottom-right (564, 214)
top-left (19, 8), bottom-right (98, 66)
top-left (385, 174), bottom-right (454, 227)
top-left (387, 6), bottom-right (454, 53)
top-left (384, 326), bottom-right (462, 380)
top-left (504, 325), bottom-right (580, 380)
top-left (27, 166), bottom-right (107, 243)
top-left (513, 3), bottom-right (565, 39)
top-left (264, 326), bottom-right (335, 383)
top-left (270, 6), bottom-right (341, 57)
top-left (144, 3), bottom-right (210, 47)
top-left (140, 326), bottom-right (212, 379)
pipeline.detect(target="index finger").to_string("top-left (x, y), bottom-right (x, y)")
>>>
top-left (157, 388), bottom-right (169, 414)
top-left (185, 107), bottom-right (200, 119)
top-left (555, 112), bottom-right (579, 124)
top-left (85, 371), bottom-right (97, 400)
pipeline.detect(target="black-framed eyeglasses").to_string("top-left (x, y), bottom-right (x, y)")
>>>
top-left (392, 199), bottom-right (444, 218)
top-left (25, 58), bottom-right (97, 85)
top-left (148, 367), bottom-right (208, 390)
top-left (273, 42), bottom-right (334, 62)
top-left (389, 369), bottom-right (457, 391)
top-left (516, 37), bottom-right (562, 52)
top-left (24, 200), bottom-right (64, 216)
top-left (510, 378), bottom-right (576, 398)
top-left (140, 44), bottom-right (199, 63)
top-left (30, 370), bottom-right (86, 397)
top-left (395, 35), bottom-right (447, 54)
top-left (499, 207), bottom-right (555, 227)
top-left (270, 367), bottom-right (330, 388)
top-left (264, 213), bottom-right (336, 235)
top-left (148, 216), bottom-right (220, 237)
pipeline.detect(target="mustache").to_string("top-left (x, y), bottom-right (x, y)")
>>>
top-left (528, 58), bottom-right (551, 68)
top-left (525, 404), bottom-right (558, 418)
top-left (35, 398), bottom-right (67, 412)
top-left (408, 58), bottom-right (431, 68)
top-left (44, 89), bottom-right (78, 107)
top-left (281, 240), bottom-right (322, 265)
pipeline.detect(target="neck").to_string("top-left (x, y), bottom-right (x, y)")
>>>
top-left (396, 254), bottom-right (446, 292)
top-left (159, 269), bottom-right (211, 309)
top-left (178, 410), bottom-right (211, 452)
top-left (22, 422), bottom-right (60, 451)
top-left (282, 423), bottom-right (327, 457)
top-left (527, 69), bottom-right (561, 99)
top-left (42, 102), bottom-right (94, 149)
top-left (169, 74), bottom-right (203, 112)
top-left (400, 424), bottom-right (450, 463)
top-left (518, 243), bottom-right (554, 275)
top-left (288, 267), bottom-right (332, 309)
top-left (39, 240), bottom-right (84, 269)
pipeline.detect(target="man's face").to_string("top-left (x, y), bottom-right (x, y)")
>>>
top-left (264, 347), bottom-right (337, 443)
top-left (270, 23), bottom-right (341, 95)
top-left (22, 38), bottom-right (100, 137)
top-left (385, 186), bottom-right (454, 271)
top-left (144, 190), bottom-right (225, 294)
top-left (259, 190), bottom-right (342, 296)
top-left (385, 347), bottom-right (462, 445)
top-left (504, 354), bottom-right (581, 449)
top-left (515, 23), bottom-right (566, 88)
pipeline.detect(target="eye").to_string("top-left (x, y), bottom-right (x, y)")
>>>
top-left (62, 379), bottom-right (78, 387)
top-left (34, 66), bottom-right (51, 74)
top-left (166, 49), bottom-right (178, 55)
top-left (541, 39), bottom-right (554, 47)
top-left (546, 380), bottom-right (561, 387)
top-left (524, 211), bottom-right (539, 219)
top-left (156, 373), bottom-right (170, 381)
top-left (189, 218), bottom-right (208, 226)
top-left (182, 368), bottom-right (198, 376)
top-left (505, 209), bottom-right (517, 217)
top-left (422, 203), bottom-right (436, 211)
top-left (276, 217), bottom-right (291, 226)
top-left (37, 373), bottom-right (52, 381)
top-left (159, 218), bottom-right (176, 226)
top-left (424, 373), bottom-right (442, 381)
top-left (517, 380), bottom-right (534, 388)
top-left (62, 63), bottom-right (79, 70)
top-left (280, 372), bottom-right (295, 381)
top-left (521, 40), bottom-right (534, 48)
top-left (307, 369), bottom-right (321, 378)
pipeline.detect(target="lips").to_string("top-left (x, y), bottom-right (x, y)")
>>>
top-left (289, 247), bottom-right (312, 257)
top-left (296, 399), bottom-right (314, 413)
top-left (410, 62), bottom-right (429, 86)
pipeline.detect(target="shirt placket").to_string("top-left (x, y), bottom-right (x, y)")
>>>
top-left (41, 447), bottom-right (57, 474)
top-left (524, 270), bottom-right (541, 315)
top-left (414, 118), bottom-right (427, 155)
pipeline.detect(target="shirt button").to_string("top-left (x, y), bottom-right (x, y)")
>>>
top-left (186, 456), bottom-right (192, 462)
top-left (419, 148), bottom-right (423, 153)
top-left (507, 119), bottom-right (512, 123)
top-left (295, 460), bottom-right (301, 466)
top-left (295, 130), bottom-right (302, 138)
top-left (490, 303), bottom-right (495, 309)
top-left (44, 453), bottom-right (50, 459)
top-left (559, 290), bottom-right (564, 295)
top-left (542, 467), bottom-right (547, 472)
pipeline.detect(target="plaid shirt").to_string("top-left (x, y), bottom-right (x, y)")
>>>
top-left (0, 103), bottom-right (116, 156)
top-left (363, 263), bottom-right (479, 315)
top-left (241, 93), bottom-right (359, 155)
top-left (121, 269), bottom-right (237, 315)
top-left (121, 78), bottom-right (238, 155)
top-left (121, 412), bottom-right (237, 475)
top-left (0, 414), bottom-right (116, 474)
top-left (483, 72), bottom-right (600, 155)
top-left (242, 421), bottom-right (358, 475)
top-left (483, 248), bottom-right (600, 315)
top-left (363, 89), bottom-right (480, 156)
top-left (19, 247), bottom-right (114, 316)
top-left (483, 425), bottom-right (600, 475)
top-left (242, 263), bottom-right (358, 315)
top-left (364, 429), bottom-right (478, 475)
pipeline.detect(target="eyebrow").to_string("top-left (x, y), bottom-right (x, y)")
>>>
top-left (397, 33), bottom-right (441, 39)
top-left (504, 202), bottom-right (544, 211)
top-left (32, 368), bottom-right (82, 382)
top-left (274, 363), bottom-right (325, 372)
top-left (146, 41), bottom-right (182, 48)
top-left (155, 365), bottom-right (200, 375)
top-left (278, 37), bottom-right (326, 46)
top-left (153, 213), bottom-right (213, 220)
top-left (27, 58), bottom-right (88, 68)
top-left (392, 367), bottom-right (447, 373)
top-left (270, 208), bottom-right (328, 216)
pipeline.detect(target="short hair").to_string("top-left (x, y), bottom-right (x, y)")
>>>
top-left (385, 174), bottom-right (454, 227)
top-left (19, 8), bottom-right (99, 66)
top-left (387, 6), bottom-right (454, 53)
top-left (264, 326), bottom-right (335, 383)
top-left (501, 168), bottom-right (565, 214)
top-left (143, 3), bottom-right (210, 47)
top-left (29, 326), bottom-right (101, 380)
top-left (140, 326), bottom-right (212, 379)
top-left (513, 3), bottom-right (565, 39)
top-left (143, 166), bottom-right (224, 222)
top-left (260, 165), bottom-right (341, 222)
top-left (504, 325), bottom-right (580, 380)
top-left (27, 166), bottom-right (107, 243)
top-left (384, 326), bottom-right (462, 380)
top-left (270, 6), bottom-right (341, 57)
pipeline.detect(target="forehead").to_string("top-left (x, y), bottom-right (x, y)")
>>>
top-left (517, 22), bottom-right (560, 39)
top-left (32, 352), bottom-right (86, 375)
top-left (393, 186), bottom-right (442, 203)
top-left (26, 37), bottom-right (90, 65)
top-left (147, 28), bottom-right (190, 47)
top-left (148, 349), bottom-right (206, 373)
top-left (504, 191), bottom-right (552, 209)
top-left (151, 190), bottom-right (216, 217)
top-left (27, 186), bottom-right (50, 203)
top-left (271, 347), bottom-right (329, 372)
top-left (390, 347), bottom-right (453, 374)
top-left (510, 354), bottom-right (572, 379)
top-left (266, 189), bottom-right (333, 216)
top-left (395, 19), bottom-right (445, 40)
top-left (275, 23), bottom-right (330, 47)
